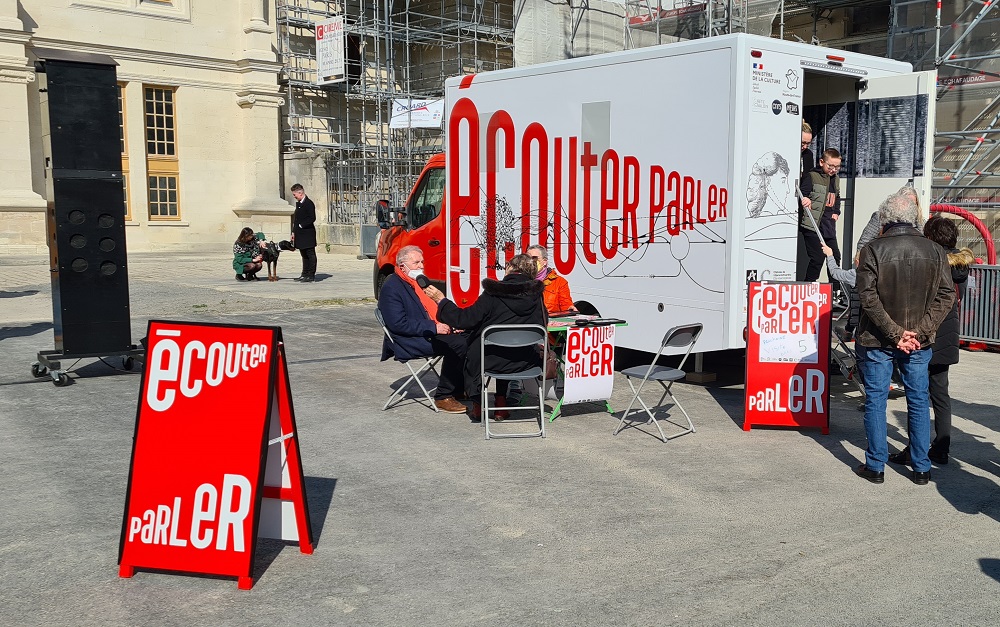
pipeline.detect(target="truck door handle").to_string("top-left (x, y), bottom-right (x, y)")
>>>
top-left (428, 239), bottom-right (441, 247)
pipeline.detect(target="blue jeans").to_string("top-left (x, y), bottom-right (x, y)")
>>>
top-left (857, 345), bottom-right (932, 472)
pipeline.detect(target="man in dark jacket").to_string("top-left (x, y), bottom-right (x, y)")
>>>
top-left (853, 192), bottom-right (955, 485)
top-left (425, 254), bottom-right (546, 422)
top-left (798, 148), bottom-right (841, 280)
top-left (290, 183), bottom-right (317, 282)
top-left (377, 246), bottom-right (468, 413)
top-left (889, 216), bottom-right (975, 466)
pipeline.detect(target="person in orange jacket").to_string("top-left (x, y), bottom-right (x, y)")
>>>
top-left (527, 245), bottom-right (576, 314)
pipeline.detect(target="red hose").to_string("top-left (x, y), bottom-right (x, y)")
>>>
top-left (930, 204), bottom-right (997, 264)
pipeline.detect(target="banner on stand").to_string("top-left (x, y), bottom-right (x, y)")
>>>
top-left (563, 326), bottom-right (616, 404)
top-left (118, 320), bottom-right (313, 590)
top-left (744, 282), bottom-right (831, 433)
top-left (316, 16), bottom-right (345, 85)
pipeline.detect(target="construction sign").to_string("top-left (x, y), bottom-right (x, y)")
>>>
top-left (118, 321), bottom-right (313, 590)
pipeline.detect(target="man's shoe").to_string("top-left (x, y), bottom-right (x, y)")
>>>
top-left (293, 275), bottom-right (305, 282)
top-left (470, 403), bottom-right (482, 423)
top-left (854, 464), bottom-right (885, 484)
top-left (929, 443), bottom-right (949, 465)
top-left (434, 396), bottom-right (467, 414)
top-left (912, 470), bottom-right (930, 485)
top-left (300, 275), bottom-right (315, 282)
top-left (888, 447), bottom-right (911, 466)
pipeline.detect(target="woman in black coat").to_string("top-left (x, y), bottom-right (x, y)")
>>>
top-left (424, 254), bottom-right (546, 421)
top-left (890, 216), bottom-right (974, 466)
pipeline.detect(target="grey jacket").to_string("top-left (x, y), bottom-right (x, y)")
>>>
top-left (856, 224), bottom-right (955, 349)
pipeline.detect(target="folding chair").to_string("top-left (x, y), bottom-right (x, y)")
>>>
top-left (375, 308), bottom-right (442, 412)
top-left (616, 323), bottom-right (703, 442)
top-left (481, 324), bottom-right (548, 439)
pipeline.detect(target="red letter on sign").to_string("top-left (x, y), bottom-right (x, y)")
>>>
top-left (600, 149), bottom-right (620, 259)
top-left (486, 110), bottom-right (515, 280)
top-left (448, 98), bottom-right (480, 304)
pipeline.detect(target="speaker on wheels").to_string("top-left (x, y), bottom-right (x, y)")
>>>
top-left (36, 49), bottom-right (132, 356)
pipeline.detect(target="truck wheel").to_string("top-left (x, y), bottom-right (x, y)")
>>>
top-left (31, 363), bottom-right (48, 378)
top-left (53, 373), bottom-right (71, 387)
top-left (574, 301), bottom-right (600, 316)
top-left (375, 269), bottom-right (392, 298)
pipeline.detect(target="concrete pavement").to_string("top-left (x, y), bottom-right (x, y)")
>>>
top-left (2, 252), bottom-right (1000, 625)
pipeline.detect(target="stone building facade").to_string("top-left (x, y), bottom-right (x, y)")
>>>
top-left (0, 0), bottom-right (291, 254)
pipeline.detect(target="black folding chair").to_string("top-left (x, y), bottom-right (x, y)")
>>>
top-left (616, 323), bottom-right (703, 442)
top-left (481, 324), bottom-right (548, 439)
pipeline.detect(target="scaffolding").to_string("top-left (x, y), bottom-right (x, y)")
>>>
top-left (276, 0), bottom-right (514, 230)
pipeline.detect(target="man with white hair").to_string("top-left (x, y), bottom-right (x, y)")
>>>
top-left (377, 245), bottom-right (468, 414)
top-left (853, 191), bottom-right (955, 485)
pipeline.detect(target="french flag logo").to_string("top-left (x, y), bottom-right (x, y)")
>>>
top-left (753, 62), bottom-right (764, 70)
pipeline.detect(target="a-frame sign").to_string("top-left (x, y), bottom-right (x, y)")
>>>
top-left (118, 321), bottom-right (313, 589)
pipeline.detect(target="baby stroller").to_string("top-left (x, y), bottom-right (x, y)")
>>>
top-left (829, 280), bottom-right (905, 408)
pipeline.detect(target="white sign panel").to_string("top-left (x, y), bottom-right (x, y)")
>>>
top-left (316, 17), bottom-right (345, 85)
top-left (749, 282), bottom-right (823, 364)
top-left (389, 99), bottom-right (444, 129)
top-left (562, 326), bottom-right (616, 404)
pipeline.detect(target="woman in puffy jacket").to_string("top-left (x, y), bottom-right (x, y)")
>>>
top-left (424, 254), bottom-right (546, 422)
top-left (232, 227), bottom-right (264, 281)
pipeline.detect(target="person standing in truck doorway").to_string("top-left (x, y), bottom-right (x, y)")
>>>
top-left (798, 148), bottom-right (842, 281)
top-left (290, 183), bottom-right (317, 282)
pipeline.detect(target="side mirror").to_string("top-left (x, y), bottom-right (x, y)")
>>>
top-left (375, 199), bottom-right (392, 229)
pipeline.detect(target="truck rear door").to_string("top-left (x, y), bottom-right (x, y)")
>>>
top-left (847, 70), bottom-right (937, 255)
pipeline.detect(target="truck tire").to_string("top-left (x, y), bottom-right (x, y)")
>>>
top-left (374, 265), bottom-right (392, 298)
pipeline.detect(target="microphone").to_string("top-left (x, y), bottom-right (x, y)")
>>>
top-left (415, 274), bottom-right (431, 289)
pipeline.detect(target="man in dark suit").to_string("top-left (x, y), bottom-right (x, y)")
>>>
top-left (378, 245), bottom-right (468, 413)
top-left (290, 183), bottom-right (317, 282)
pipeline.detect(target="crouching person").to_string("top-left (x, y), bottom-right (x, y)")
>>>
top-left (378, 245), bottom-right (468, 414)
top-left (233, 227), bottom-right (264, 281)
top-left (424, 254), bottom-right (546, 423)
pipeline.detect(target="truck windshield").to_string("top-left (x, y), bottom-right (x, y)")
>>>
top-left (408, 167), bottom-right (445, 229)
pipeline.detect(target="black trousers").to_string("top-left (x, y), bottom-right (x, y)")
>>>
top-left (431, 332), bottom-right (468, 400)
top-left (298, 247), bottom-right (317, 277)
top-left (796, 228), bottom-right (825, 282)
top-left (929, 363), bottom-right (952, 452)
top-left (823, 235), bottom-right (841, 266)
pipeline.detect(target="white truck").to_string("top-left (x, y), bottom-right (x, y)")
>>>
top-left (393, 33), bottom-right (935, 354)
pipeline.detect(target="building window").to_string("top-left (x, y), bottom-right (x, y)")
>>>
top-left (145, 86), bottom-right (176, 156)
top-left (144, 85), bottom-right (180, 220)
top-left (118, 82), bottom-right (131, 221)
top-left (148, 175), bottom-right (179, 217)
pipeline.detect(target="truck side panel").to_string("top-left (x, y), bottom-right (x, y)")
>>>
top-left (446, 45), bottom-right (737, 353)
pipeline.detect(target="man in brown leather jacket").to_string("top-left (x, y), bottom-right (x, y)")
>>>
top-left (853, 192), bottom-right (955, 486)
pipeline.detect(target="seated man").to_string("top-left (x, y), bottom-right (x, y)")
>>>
top-left (378, 245), bottom-right (468, 414)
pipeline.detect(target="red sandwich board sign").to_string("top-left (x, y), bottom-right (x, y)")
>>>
top-left (744, 282), bottom-right (831, 434)
top-left (118, 320), bottom-right (313, 590)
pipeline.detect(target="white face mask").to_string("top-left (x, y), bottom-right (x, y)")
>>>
top-left (402, 261), bottom-right (424, 280)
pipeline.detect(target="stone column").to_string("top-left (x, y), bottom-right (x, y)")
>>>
top-left (231, 1), bottom-right (292, 225)
top-left (0, 1), bottom-right (47, 251)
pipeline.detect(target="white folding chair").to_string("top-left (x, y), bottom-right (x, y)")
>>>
top-left (375, 308), bottom-right (442, 412)
top-left (616, 323), bottom-right (703, 442)
top-left (481, 324), bottom-right (547, 439)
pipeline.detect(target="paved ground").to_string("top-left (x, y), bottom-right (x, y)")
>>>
top-left (2, 252), bottom-right (1000, 625)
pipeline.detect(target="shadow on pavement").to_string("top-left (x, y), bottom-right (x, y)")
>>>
top-left (0, 321), bottom-right (52, 341)
top-left (979, 558), bottom-right (1000, 583)
top-left (252, 476), bottom-right (338, 581)
top-left (0, 289), bottom-right (39, 299)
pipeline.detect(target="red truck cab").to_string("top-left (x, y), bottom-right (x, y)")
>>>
top-left (374, 153), bottom-right (447, 296)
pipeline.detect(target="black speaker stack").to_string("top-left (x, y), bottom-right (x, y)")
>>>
top-left (32, 49), bottom-right (142, 385)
